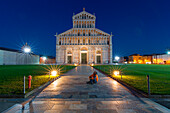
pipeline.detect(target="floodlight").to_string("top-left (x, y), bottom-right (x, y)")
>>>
top-left (22, 43), bottom-right (31, 53)
top-left (168, 51), bottom-right (170, 55)
top-left (115, 56), bottom-right (120, 61)
top-left (42, 57), bottom-right (47, 61)
top-left (114, 71), bottom-right (120, 76)
top-left (51, 70), bottom-right (57, 76)
top-left (24, 47), bottom-right (31, 53)
top-left (74, 63), bottom-right (78, 66)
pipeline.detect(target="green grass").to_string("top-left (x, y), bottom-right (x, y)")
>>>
top-left (94, 64), bottom-right (170, 95)
top-left (0, 65), bottom-right (75, 95)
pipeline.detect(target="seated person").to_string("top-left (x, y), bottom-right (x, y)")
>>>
top-left (87, 71), bottom-right (98, 84)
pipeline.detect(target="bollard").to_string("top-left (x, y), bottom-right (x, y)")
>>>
top-left (147, 75), bottom-right (150, 95)
top-left (28, 75), bottom-right (32, 89)
top-left (24, 76), bottom-right (25, 94)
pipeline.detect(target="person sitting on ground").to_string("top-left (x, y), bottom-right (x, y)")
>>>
top-left (87, 71), bottom-right (98, 84)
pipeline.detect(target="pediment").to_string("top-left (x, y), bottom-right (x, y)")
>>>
top-left (73, 11), bottom-right (96, 20)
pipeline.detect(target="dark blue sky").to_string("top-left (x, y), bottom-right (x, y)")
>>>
top-left (0, 0), bottom-right (170, 57)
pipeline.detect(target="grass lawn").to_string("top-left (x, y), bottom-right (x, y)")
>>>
top-left (0, 65), bottom-right (75, 95)
top-left (94, 64), bottom-right (170, 95)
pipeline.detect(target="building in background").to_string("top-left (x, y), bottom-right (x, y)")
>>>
top-left (128, 53), bottom-right (170, 64)
top-left (152, 54), bottom-right (170, 64)
top-left (118, 56), bottom-right (128, 64)
top-left (39, 56), bottom-right (56, 64)
top-left (55, 8), bottom-right (113, 64)
top-left (0, 47), bottom-right (39, 65)
top-left (128, 54), bottom-right (143, 64)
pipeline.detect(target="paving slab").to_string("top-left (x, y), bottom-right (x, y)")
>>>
top-left (5, 66), bottom-right (169, 113)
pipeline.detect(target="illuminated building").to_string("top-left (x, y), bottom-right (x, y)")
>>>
top-left (39, 56), bottom-right (56, 64)
top-left (128, 53), bottom-right (170, 64)
top-left (0, 47), bottom-right (39, 65)
top-left (55, 8), bottom-right (113, 64)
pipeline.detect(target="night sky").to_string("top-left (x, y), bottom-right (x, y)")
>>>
top-left (0, 0), bottom-right (170, 57)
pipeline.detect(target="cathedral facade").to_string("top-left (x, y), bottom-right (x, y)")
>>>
top-left (55, 9), bottom-right (113, 64)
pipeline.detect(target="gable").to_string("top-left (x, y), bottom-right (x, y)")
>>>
top-left (94, 28), bottom-right (110, 36)
top-left (73, 11), bottom-right (96, 20)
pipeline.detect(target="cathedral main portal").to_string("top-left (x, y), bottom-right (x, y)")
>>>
top-left (81, 53), bottom-right (87, 64)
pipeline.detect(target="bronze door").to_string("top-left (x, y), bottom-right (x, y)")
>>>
top-left (97, 56), bottom-right (101, 64)
top-left (81, 53), bottom-right (87, 64)
top-left (68, 56), bottom-right (72, 64)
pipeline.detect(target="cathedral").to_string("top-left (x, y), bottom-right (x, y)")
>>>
top-left (55, 8), bottom-right (113, 64)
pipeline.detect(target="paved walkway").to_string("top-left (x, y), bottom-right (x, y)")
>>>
top-left (12, 66), bottom-right (168, 113)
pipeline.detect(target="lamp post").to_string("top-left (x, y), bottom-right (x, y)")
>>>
top-left (22, 43), bottom-right (31, 53)
top-left (115, 56), bottom-right (120, 63)
top-left (22, 43), bottom-right (31, 64)
top-left (167, 51), bottom-right (170, 55)
top-left (42, 56), bottom-right (47, 64)
top-left (113, 71), bottom-right (120, 76)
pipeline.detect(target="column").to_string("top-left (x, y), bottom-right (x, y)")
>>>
top-left (106, 37), bottom-right (107, 45)
top-left (82, 37), bottom-right (83, 45)
top-left (81, 21), bottom-right (82, 28)
top-left (86, 21), bottom-right (87, 28)
top-left (61, 38), bottom-right (62, 45)
top-left (56, 36), bottom-right (59, 45)
top-left (110, 34), bottom-right (113, 63)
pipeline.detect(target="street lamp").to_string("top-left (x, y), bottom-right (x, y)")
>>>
top-left (115, 56), bottom-right (120, 61)
top-left (167, 51), bottom-right (170, 55)
top-left (113, 71), bottom-right (120, 76)
top-left (42, 57), bottom-right (47, 61)
top-left (22, 43), bottom-right (31, 53)
top-left (22, 43), bottom-right (31, 64)
top-left (51, 70), bottom-right (57, 76)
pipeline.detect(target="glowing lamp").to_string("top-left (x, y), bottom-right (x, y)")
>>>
top-left (42, 57), bottom-right (47, 61)
top-left (22, 43), bottom-right (31, 53)
top-left (51, 70), bottom-right (57, 76)
top-left (114, 71), bottom-right (120, 76)
top-left (74, 63), bottom-right (78, 66)
top-left (24, 47), bottom-right (31, 53)
top-left (168, 51), bottom-right (170, 55)
top-left (115, 56), bottom-right (120, 61)
top-left (91, 63), bottom-right (94, 66)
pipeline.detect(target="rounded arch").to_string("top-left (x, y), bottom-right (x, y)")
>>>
top-left (96, 50), bottom-right (101, 54)
top-left (67, 51), bottom-right (72, 54)
top-left (81, 47), bottom-right (88, 51)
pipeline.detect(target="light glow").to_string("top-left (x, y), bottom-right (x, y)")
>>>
top-left (168, 51), bottom-right (170, 55)
top-left (114, 71), bottom-right (120, 76)
top-left (42, 57), bottom-right (47, 61)
top-left (90, 63), bottom-right (94, 66)
top-left (74, 63), bottom-right (78, 66)
top-left (51, 70), bottom-right (57, 76)
top-left (115, 56), bottom-right (120, 61)
top-left (24, 47), bottom-right (31, 53)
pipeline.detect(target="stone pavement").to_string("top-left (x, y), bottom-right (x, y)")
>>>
top-left (10, 66), bottom-right (169, 113)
